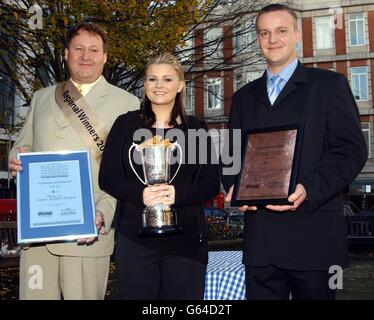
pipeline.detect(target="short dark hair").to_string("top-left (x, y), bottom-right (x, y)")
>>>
top-left (256, 4), bottom-right (298, 31)
top-left (65, 22), bottom-right (109, 53)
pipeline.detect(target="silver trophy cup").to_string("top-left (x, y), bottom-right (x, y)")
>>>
top-left (129, 138), bottom-right (182, 235)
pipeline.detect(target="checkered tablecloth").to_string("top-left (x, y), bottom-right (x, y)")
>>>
top-left (204, 250), bottom-right (246, 300)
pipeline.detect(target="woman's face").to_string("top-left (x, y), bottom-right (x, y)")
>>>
top-left (145, 63), bottom-right (184, 109)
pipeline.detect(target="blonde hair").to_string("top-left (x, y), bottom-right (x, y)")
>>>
top-left (142, 52), bottom-right (188, 128)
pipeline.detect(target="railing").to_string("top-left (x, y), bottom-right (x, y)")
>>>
top-left (204, 204), bottom-right (374, 248)
top-left (346, 214), bottom-right (374, 244)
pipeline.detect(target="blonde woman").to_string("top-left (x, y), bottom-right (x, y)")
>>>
top-left (99, 52), bottom-right (219, 299)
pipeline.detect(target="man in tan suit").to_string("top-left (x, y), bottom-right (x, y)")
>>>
top-left (8, 22), bottom-right (139, 299)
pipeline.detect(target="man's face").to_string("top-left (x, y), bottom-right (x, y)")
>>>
top-left (64, 30), bottom-right (107, 84)
top-left (257, 10), bottom-right (301, 72)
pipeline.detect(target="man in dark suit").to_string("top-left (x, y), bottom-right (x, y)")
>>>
top-left (222, 4), bottom-right (368, 300)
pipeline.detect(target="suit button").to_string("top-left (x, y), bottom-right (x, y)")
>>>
top-left (56, 134), bottom-right (63, 140)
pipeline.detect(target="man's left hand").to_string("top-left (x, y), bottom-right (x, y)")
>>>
top-left (77, 211), bottom-right (104, 245)
top-left (266, 183), bottom-right (307, 212)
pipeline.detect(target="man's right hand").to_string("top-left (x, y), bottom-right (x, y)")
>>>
top-left (8, 147), bottom-right (29, 177)
top-left (225, 185), bottom-right (257, 212)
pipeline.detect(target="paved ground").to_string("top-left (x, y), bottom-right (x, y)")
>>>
top-left (1, 251), bottom-right (374, 300)
top-left (336, 253), bottom-right (374, 300)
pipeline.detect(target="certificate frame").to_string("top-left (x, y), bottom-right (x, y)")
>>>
top-left (231, 124), bottom-right (304, 207)
top-left (17, 150), bottom-right (97, 243)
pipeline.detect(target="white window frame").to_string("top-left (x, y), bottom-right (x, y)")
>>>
top-left (351, 67), bottom-right (369, 101)
top-left (234, 74), bottom-right (242, 91)
top-left (295, 18), bottom-right (302, 52)
top-left (245, 24), bottom-right (256, 48)
top-left (233, 25), bottom-right (241, 54)
top-left (361, 122), bottom-right (371, 158)
top-left (206, 78), bottom-right (223, 110)
top-left (315, 16), bottom-right (333, 49)
top-left (178, 38), bottom-right (194, 62)
top-left (208, 128), bottom-right (225, 159)
top-left (243, 21), bottom-right (257, 52)
top-left (348, 12), bottom-right (366, 47)
top-left (204, 28), bottom-right (223, 59)
top-left (233, 23), bottom-right (256, 54)
top-left (246, 71), bottom-right (263, 83)
top-left (185, 80), bottom-right (194, 112)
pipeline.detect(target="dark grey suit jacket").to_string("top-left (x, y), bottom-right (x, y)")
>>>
top-left (221, 62), bottom-right (368, 270)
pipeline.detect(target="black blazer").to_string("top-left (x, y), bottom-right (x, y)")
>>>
top-left (221, 62), bottom-right (368, 270)
top-left (99, 111), bottom-right (220, 264)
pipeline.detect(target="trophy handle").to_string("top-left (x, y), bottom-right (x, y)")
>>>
top-left (169, 142), bottom-right (183, 183)
top-left (128, 143), bottom-right (147, 185)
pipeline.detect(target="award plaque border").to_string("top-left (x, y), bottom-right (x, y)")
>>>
top-left (231, 124), bottom-right (304, 207)
top-left (17, 150), bottom-right (97, 243)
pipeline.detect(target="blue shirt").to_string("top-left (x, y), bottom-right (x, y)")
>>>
top-left (266, 58), bottom-right (298, 98)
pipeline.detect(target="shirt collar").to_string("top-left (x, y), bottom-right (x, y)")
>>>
top-left (266, 58), bottom-right (298, 85)
top-left (70, 76), bottom-right (102, 96)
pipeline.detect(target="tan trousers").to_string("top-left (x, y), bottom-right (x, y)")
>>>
top-left (19, 246), bottom-right (110, 300)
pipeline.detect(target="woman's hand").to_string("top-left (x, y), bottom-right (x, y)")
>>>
top-left (143, 184), bottom-right (175, 206)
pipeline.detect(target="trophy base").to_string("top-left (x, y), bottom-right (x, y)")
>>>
top-left (138, 225), bottom-right (182, 236)
top-left (139, 204), bottom-right (182, 236)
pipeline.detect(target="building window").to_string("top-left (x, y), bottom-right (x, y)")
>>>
top-left (295, 18), bottom-right (302, 52)
top-left (206, 78), bottom-right (222, 110)
top-left (315, 16), bottom-right (333, 49)
top-left (246, 28), bottom-right (256, 48)
top-left (351, 67), bottom-right (369, 101)
top-left (185, 81), bottom-right (194, 112)
top-left (349, 13), bottom-right (365, 46)
top-left (178, 38), bottom-right (194, 62)
top-left (234, 25), bottom-right (241, 54)
top-left (0, 140), bottom-right (8, 171)
top-left (234, 75), bottom-right (242, 91)
top-left (204, 28), bottom-right (222, 59)
top-left (209, 128), bottom-right (225, 159)
top-left (233, 23), bottom-right (256, 54)
top-left (246, 71), bottom-right (263, 83)
top-left (361, 123), bottom-right (371, 158)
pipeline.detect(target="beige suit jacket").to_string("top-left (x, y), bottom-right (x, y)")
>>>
top-left (11, 77), bottom-right (139, 257)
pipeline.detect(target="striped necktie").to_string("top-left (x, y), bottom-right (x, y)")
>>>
top-left (268, 75), bottom-right (284, 105)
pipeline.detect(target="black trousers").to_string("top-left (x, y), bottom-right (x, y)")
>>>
top-left (115, 232), bottom-right (206, 300)
top-left (245, 265), bottom-right (336, 300)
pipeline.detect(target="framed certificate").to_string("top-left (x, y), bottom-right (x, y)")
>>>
top-left (231, 124), bottom-right (304, 207)
top-left (17, 150), bottom-right (97, 243)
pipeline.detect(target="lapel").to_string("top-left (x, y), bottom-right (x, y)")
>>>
top-left (254, 62), bottom-right (308, 110)
top-left (84, 76), bottom-right (109, 110)
top-left (254, 72), bottom-right (271, 108)
top-left (51, 76), bottom-right (109, 128)
top-left (274, 62), bottom-right (308, 107)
